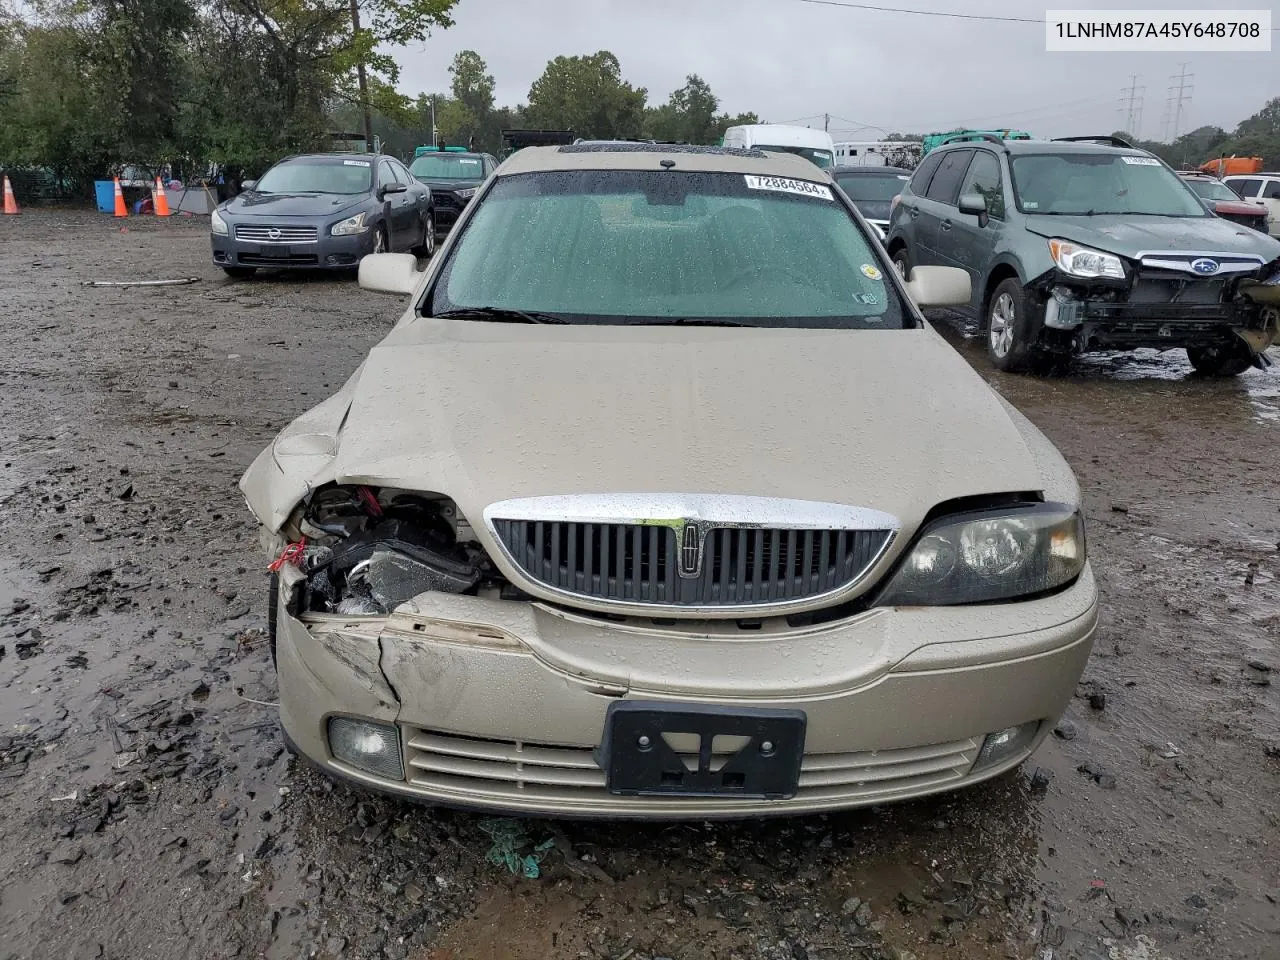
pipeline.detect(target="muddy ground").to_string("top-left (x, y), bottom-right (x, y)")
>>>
top-left (0, 211), bottom-right (1276, 960)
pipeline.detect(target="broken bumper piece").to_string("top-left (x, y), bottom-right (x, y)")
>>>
top-left (274, 569), bottom-right (1098, 818)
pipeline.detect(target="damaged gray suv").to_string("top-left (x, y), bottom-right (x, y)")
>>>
top-left (241, 144), bottom-right (1098, 818)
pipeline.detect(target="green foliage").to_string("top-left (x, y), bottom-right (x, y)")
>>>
top-left (526, 50), bottom-right (647, 140)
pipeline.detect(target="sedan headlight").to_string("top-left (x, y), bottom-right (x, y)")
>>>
top-left (331, 212), bottom-right (370, 236)
top-left (210, 208), bottom-right (229, 237)
top-left (1048, 239), bottom-right (1125, 280)
top-left (877, 503), bottom-right (1085, 606)
top-left (455, 187), bottom-right (478, 200)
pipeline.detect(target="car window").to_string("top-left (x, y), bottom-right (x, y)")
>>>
top-left (833, 172), bottom-right (910, 202)
top-left (757, 145), bottom-right (834, 169)
top-left (427, 169), bottom-right (905, 329)
top-left (390, 160), bottom-right (414, 184)
top-left (1224, 177), bottom-right (1261, 199)
top-left (377, 161), bottom-right (398, 189)
top-left (908, 153), bottom-right (943, 196)
top-left (1184, 178), bottom-right (1243, 203)
top-left (254, 157), bottom-right (372, 195)
top-left (1011, 153), bottom-right (1207, 216)
top-left (410, 154), bottom-right (486, 180)
top-left (1264, 181), bottom-right (1280, 200)
top-left (957, 150), bottom-right (1005, 219)
top-left (924, 149), bottom-right (973, 205)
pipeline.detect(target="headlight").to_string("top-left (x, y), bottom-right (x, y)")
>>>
top-left (331, 212), bottom-right (369, 236)
top-left (877, 503), bottom-right (1085, 606)
top-left (1048, 239), bottom-right (1125, 280)
top-left (454, 187), bottom-right (478, 199)
top-left (210, 208), bottom-right (229, 237)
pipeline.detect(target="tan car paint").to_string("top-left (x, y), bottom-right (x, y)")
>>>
top-left (246, 144), bottom-right (1097, 817)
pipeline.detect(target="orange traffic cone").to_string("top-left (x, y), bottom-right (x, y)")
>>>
top-left (2, 175), bottom-right (19, 215)
top-left (152, 176), bottom-right (171, 217)
top-left (112, 176), bottom-right (127, 218)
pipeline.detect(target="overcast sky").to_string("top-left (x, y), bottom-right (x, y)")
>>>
top-left (393, 0), bottom-right (1278, 141)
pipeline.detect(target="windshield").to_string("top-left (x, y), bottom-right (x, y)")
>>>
top-left (410, 154), bottom-right (485, 180)
top-left (1012, 153), bottom-right (1207, 216)
top-left (427, 170), bottom-right (904, 328)
top-left (254, 158), bottom-right (371, 195)
top-left (834, 172), bottom-right (910, 202)
top-left (1183, 178), bottom-right (1242, 203)
top-left (760, 145), bottom-right (834, 169)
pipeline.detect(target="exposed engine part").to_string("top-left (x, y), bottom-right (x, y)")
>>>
top-left (289, 485), bottom-right (519, 615)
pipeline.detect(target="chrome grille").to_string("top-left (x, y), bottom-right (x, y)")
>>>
top-left (404, 728), bottom-right (978, 805)
top-left (233, 224), bottom-right (318, 243)
top-left (489, 520), bottom-right (892, 608)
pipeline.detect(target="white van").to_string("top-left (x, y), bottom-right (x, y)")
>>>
top-left (721, 124), bottom-right (836, 169)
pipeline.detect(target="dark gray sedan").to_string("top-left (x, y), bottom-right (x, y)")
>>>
top-left (210, 153), bottom-right (435, 277)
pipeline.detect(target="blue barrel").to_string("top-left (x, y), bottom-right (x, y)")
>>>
top-left (94, 180), bottom-right (115, 213)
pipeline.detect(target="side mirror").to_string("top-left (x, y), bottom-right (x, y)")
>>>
top-left (359, 253), bottom-right (422, 296)
top-left (240, 179), bottom-right (257, 192)
top-left (903, 265), bottom-right (971, 308)
top-left (379, 182), bottom-right (408, 198)
top-left (958, 192), bottom-right (989, 227)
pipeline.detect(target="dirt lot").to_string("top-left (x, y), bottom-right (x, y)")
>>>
top-left (0, 210), bottom-right (1277, 960)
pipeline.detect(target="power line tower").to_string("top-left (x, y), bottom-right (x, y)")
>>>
top-left (1162, 62), bottom-right (1193, 142)
top-left (1118, 74), bottom-right (1145, 139)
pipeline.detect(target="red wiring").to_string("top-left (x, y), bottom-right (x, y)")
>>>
top-left (268, 536), bottom-right (308, 572)
top-left (357, 485), bottom-right (383, 517)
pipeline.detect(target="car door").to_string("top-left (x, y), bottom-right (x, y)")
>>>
top-left (941, 149), bottom-right (1007, 312)
top-left (915, 148), bottom-right (974, 265)
top-left (1258, 179), bottom-right (1280, 237)
top-left (890, 151), bottom-right (943, 262)
top-left (392, 159), bottom-right (428, 225)
top-left (376, 160), bottom-right (408, 248)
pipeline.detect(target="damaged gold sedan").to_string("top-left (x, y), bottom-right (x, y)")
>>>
top-left (241, 144), bottom-right (1097, 818)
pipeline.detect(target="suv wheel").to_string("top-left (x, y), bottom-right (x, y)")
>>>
top-left (1186, 340), bottom-right (1255, 377)
top-left (986, 278), bottom-right (1049, 373)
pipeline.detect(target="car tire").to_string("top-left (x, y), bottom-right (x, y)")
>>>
top-left (986, 278), bottom-right (1050, 373)
top-left (1186, 340), bottom-right (1255, 377)
top-left (412, 213), bottom-right (435, 257)
top-left (222, 266), bottom-right (256, 280)
top-left (891, 247), bottom-right (910, 281)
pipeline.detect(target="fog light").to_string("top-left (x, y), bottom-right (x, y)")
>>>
top-left (972, 721), bottom-right (1040, 772)
top-left (327, 717), bottom-right (404, 780)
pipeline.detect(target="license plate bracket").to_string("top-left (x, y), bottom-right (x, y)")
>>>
top-left (257, 245), bottom-right (292, 257)
top-left (598, 701), bottom-right (806, 799)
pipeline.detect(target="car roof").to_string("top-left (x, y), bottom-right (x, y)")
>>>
top-left (496, 143), bottom-right (831, 179)
top-left (279, 152), bottom-right (386, 163)
top-left (831, 166), bottom-right (912, 176)
top-left (413, 151), bottom-right (487, 160)
top-left (933, 138), bottom-right (1156, 159)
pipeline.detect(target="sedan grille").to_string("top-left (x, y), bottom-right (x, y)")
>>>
top-left (233, 224), bottom-right (319, 243)
top-left (489, 519), bottom-right (892, 609)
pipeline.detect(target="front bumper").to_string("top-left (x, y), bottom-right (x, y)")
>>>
top-left (211, 230), bottom-right (377, 270)
top-left (274, 566), bottom-right (1099, 818)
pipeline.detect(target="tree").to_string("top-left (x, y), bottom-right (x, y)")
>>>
top-left (526, 51), bottom-right (647, 140)
top-left (1235, 97), bottom-right (1280, 138)
top-left (645, 74), bottom-right (722, 143)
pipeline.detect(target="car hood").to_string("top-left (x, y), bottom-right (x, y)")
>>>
top-left (224, 192), bottom-right (366, 218)
top-left (247, 321), bottom-right (1065, 542)
top-left (1022, 213), bottom-right (1280, 258)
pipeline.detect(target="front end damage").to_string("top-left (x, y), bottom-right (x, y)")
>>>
top-left (260, 481), bottom-right (1099, 818)
top-left (1030, 257), bottom-right (1280, 362)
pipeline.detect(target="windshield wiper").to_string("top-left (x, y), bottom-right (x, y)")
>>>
top-left (629, 318), bottom-right (754, 327)
top-left (432, 307), bottom-right (568, 324)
